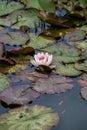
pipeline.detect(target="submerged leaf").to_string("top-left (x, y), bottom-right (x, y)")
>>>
top-left (38, 10), bottom-right (74, 28)
top-left (0, 84), bottom-right (40, 105)
top-left (0, 105), bottom-right (59, 130)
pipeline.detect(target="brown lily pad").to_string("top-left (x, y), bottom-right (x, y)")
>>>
top-left (7, 46), bottom-right (34, 55)
top-left (0, 84), bottom-right (40, 105)
top-left (38, 10), bottom-right (74, 28)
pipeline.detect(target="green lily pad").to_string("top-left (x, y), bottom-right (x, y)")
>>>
top-left (43, 43), bottom-right (81, 57)
top-left (64, 29), bottom-right (86, 42)
top-left (54, 62), bottom-right (81, 77)
top-left (0, 1), bottom-right (24, 16)
top-left (80, 25), bottom-right (87, 32)
top-left (54, 55), bottom-right (85, 64)
top-left (28, 33), bottom-right (54, 49)
top-left (75, 60), bottom-right (87, 72)
top-left (75, 40), bottom-right (87, 50)
top-left (20, 0), bottom-right (55, 12)
top-left (6, 8), bottom-right (39, 29)
top-left (0, 105), bottom-right (59, 130)
top-left (0, 18), bottom-right (11, 26)
top-left (0, 73), bottom-right (10, 92)
top-left (0, 29), bottom-right (29, 46)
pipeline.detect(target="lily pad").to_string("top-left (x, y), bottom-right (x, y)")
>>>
top-left (0, 1), bottom-right (24, 16)
top-left (0, 18), bottom-right (11, 26)
top-left (81, 87), bottom-right (87, 101)
top-left (7, 46), bottom-right (34, 55)
top-left (43, 43), bottom-right (81, 57)
top-left (0, 73), bottom-right (10, 92)
top-left (20, 0), bottom-right (55, 12)
top-left (29, 33), bottom-right (54, 49)
top-left (32, 73), bottom-right (73, 94)
top-left (64, 29), bottom-right (86, 42)
top-left (0, 105), bottom-right (59, 130)
top-left (54, 62), bottom-right (82, 77)
top-left (0, 84), bottom-right (40, 105)
top-left (0, 29), bottom-right (30, 46)
top-left (75, 61), bottom-right (87, 72)
top-left (6, 8), bottom-right (39, 29)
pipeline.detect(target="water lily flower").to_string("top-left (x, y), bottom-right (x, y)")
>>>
top-left (31, 52), bottom-right (53, 67)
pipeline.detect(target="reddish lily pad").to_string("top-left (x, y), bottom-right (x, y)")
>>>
top-left (0, 105), bottom-right (59, 130)
top-left (0, 84), bottom-right (40, 105)
top-left (81, 87), bottom-right (87, 101)
top-left (32, 73), bottom-right (73, 94)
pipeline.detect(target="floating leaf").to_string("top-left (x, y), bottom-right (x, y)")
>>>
top-left (32, 73), bottom-right (73, 94)
top-left (0, 84), bottom-right (40, 105)
top-left (64, 29), bottom-right (86, 42)
top-left (6, 8), bottom-right (39, 29)
top-left (0, 1), bottom-right (24, 16)
top-left (54, 62), bottom-right (81, 77)
top-left (0, 73), bottom-right (10, 92)
top-left (75, 61), bottom-right (87, 72)
top-left (0, 29), bottom-right (29, 46)
top-left (29, 33), bottom-right (54, 49)
top-left (43, 43), bottom-right (81, 57)
top-left (20, 0), bottom-right (55, 12)
top-left (79, 79), bottom-right (87, 101)
top-left (81, 87), bottom-right (87, 101)
top-left (7, 46), bottom-right (34, 55)
top-left (0, 105), bottom-right (59, 130)
top-left (0, 18), bottom-right (11, 26)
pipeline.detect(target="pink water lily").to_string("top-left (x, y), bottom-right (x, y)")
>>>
top-left (31, 52), bottom-right (53, 67)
